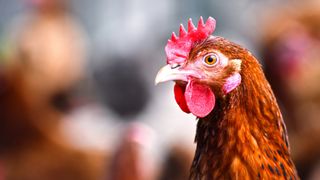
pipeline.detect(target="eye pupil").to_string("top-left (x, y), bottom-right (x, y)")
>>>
top-left (204, 54), bottom-right (218, 66)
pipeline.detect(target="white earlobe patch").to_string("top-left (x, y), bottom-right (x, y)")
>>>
top-left (229, 59), bottom-right (242, 72)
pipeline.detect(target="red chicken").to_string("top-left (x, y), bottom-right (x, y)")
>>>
top-left (155, 17), bottom-right (299, 179)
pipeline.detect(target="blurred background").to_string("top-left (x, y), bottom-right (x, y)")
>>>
top-left (0, 0), bottom-right (319, 179)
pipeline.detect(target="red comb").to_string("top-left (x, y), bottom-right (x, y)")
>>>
top-left (165, 17), bottom-right (216, 64)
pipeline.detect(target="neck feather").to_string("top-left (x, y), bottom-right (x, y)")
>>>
top-left (190, 57), bottom-right (298, 179)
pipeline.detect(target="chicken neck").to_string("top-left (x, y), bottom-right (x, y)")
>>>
top-left (190, 61), bottom-right (298, 179)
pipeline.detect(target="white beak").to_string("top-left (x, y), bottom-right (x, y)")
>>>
top-left (155, 64), bottom-right (199, 85)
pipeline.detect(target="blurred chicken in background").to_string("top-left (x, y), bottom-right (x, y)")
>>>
top-left (107, 123), bottom-right (155, 180)
top-left (0, 67), bottom-right (105, 180)
top-left (259, 1), bottom-right (320, 179)
top-left (0, 0), bottom-right (106, 179)
top-left (6, 0), bottom-right (85, 112)
top-left (157, 143), bottom-right (193, 180)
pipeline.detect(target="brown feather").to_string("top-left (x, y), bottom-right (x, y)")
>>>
top-left (189, 37), bottom-right (299, 179)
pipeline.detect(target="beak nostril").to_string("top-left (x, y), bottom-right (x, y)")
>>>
top-left (171, 64), bottom-right (181, 69)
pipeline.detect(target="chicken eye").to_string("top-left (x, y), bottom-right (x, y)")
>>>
top-left (203, 54), bottom-right (218, 66)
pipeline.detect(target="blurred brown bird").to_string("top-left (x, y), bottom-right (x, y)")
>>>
top-left (107, 123), bottom-right (154, 180)
top-left (156, 17), bottom-right (299, 179)
top-left (0, 67), bottom-right (105, 180)
top-left (260, 2), bottom-right (320, 178)
top-left (158, 144), bottom-right (193, 180)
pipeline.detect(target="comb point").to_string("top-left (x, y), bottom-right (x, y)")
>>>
top-left (171, 32), bottom-right (178, 41)
top-left (198, 16), bottom-right (205, 29)
top-left (188, 18), bottom-right (196, 32)
top-left (205, 17), bottom-right (216, 34)
top-left (205, 17), bottom-right (216, 27)
top-left (179, 24), bottom-right (187, 37)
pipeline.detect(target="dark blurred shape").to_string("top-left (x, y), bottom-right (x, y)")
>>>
top-left (0, 66), bottom-right (5, 95)
top-left (260, 2), bottom-right (320, 179)
top-left (107, 123), bottom-right (154, 180)
top-left (0, 161), bottom-right (4, 180)
top-left (310, 162), bottom-right (320, 180)
top-left (0, 68), bottom-right (43, 154)
top-left (94, 57), bottom-right (150, 119)
top-left (50, 88), bottom-right (75, 113)
top-left (158, 144), bottom-right (193, 180)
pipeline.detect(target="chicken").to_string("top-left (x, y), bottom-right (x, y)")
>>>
top-left (158, 144), bottom-right (193, 180)
top-left (0, 68), bottom-right (105, 180)
top-left (0, 2), bottom-right (105, 178)
top-left (6, 0), bottom-right (85, 114)
top-left (260, 4), bottom-right (320, 178)
top-left (155, 17), bottom-right (299, 179)
top-left (107, 123), bottom-right (154, 180)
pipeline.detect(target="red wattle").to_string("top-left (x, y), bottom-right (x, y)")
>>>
top-left (174, 81), bottom-right (215, 118)
top-left (174, 83), bottom-right (191, 113)
top-left (185, 80), bottom-right (215, 118)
